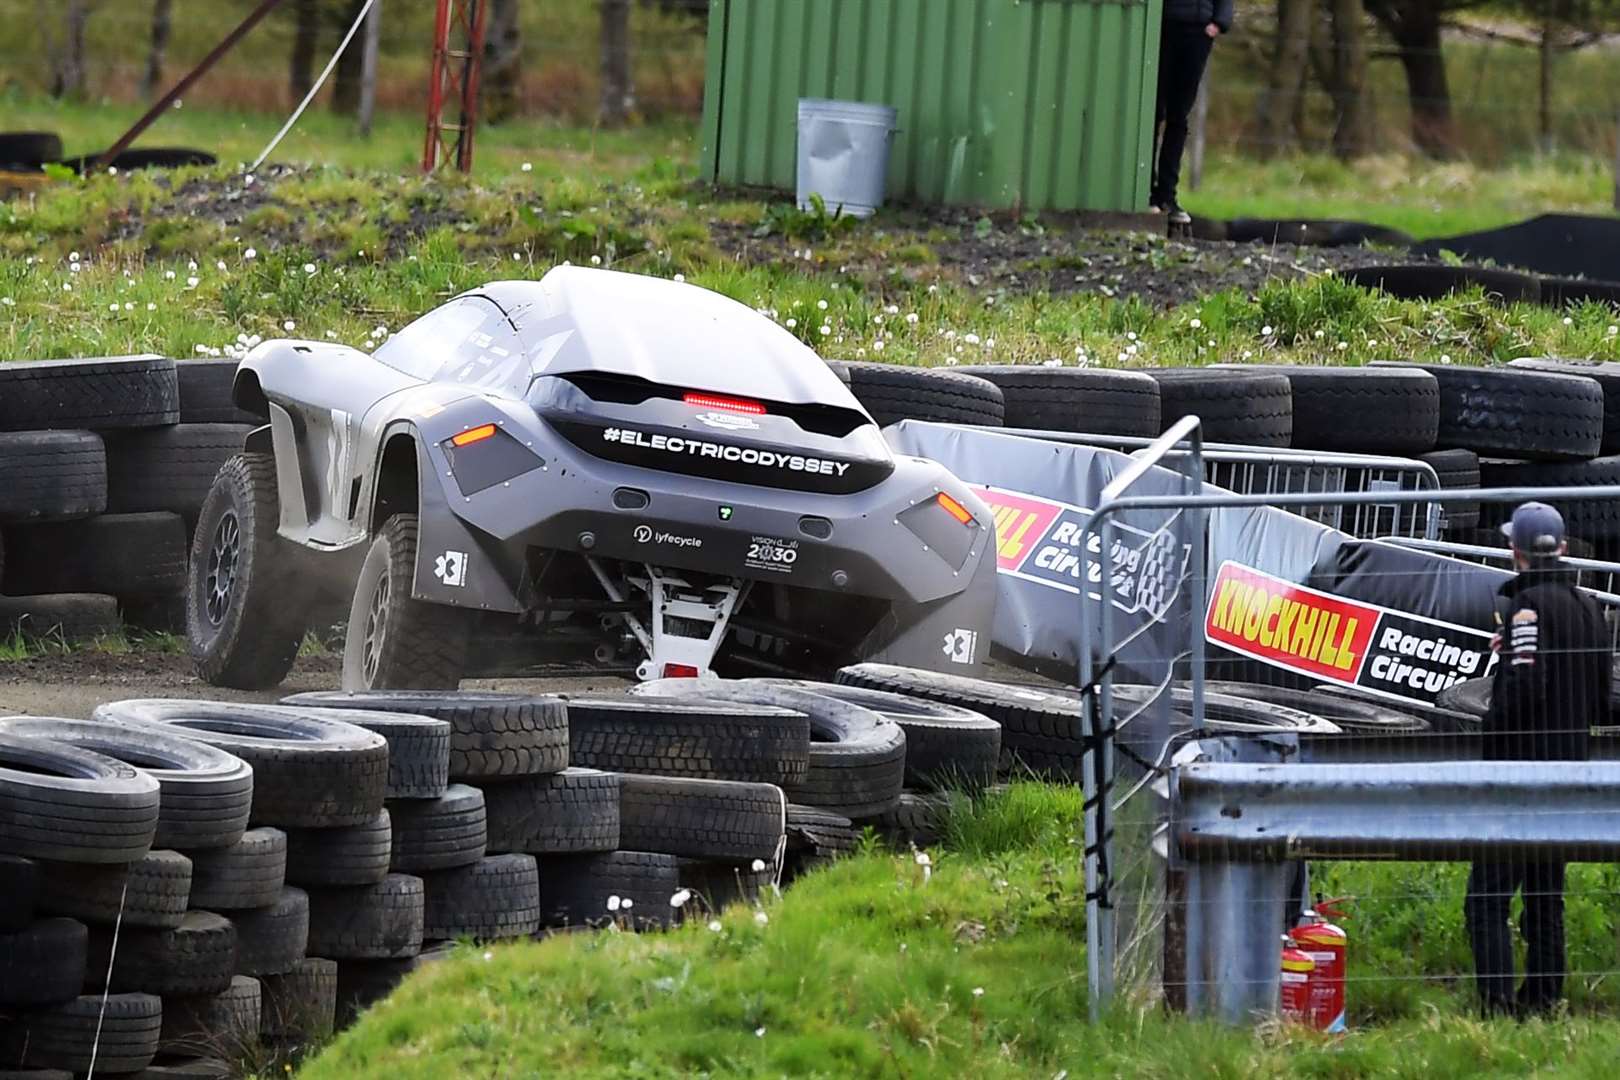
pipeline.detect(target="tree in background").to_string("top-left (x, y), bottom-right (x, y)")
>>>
top-left (290, 0), bottom-right (321, 104)
top-left (331, 0), bottom-right (369, 114)
top-left (600, 0), bottom-right (634, 126)
top-left (142, 0), bottom-right (174, 100)
top-left (484, 0), bottom-right (524, 124)
top-left (38, 0), bottom-right (100, 99)
top-left (1364, 0), bottom-right (1473, 157)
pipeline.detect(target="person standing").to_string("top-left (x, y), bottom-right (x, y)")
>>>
top-left (1464, 502), bottom-right (1610, 1017)
top-left (1151, 0), bottom-right (1232, 224)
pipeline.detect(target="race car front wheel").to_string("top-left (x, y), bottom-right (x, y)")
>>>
top-left (188, 452), bottom-right (307, 689)
top-left (342, 514), bottom-right (469, 691)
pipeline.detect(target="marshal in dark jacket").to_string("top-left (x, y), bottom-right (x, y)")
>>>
top-left (1485, 566), bottom-right (1610, 762)
top-left (1163, 0), bottom-right (1234, 31)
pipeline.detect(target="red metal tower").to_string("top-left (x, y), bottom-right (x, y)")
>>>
top-left (423, 0), bottom-right (489, 173)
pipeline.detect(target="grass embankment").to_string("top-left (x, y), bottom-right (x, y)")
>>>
top-left (301, 783), bottom-right (1620, 1078)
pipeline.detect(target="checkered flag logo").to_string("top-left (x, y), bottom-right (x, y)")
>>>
top-left (1132, 531), bottom-right (1185, 620)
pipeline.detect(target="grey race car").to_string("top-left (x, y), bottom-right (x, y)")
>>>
top-left (189, 266), bottom-right (996, 691)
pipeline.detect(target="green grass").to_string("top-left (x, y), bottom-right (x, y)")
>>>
top-left (301, 783), bottom-right (1620, 1079)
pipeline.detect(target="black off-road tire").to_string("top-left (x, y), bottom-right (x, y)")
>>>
top-left (0, 131), bottom-right (63, 168)
top-left (159, 975), bottom-right (260, 1058)
top-left (537, 850), bottom-right (680, 930)
top-left (231, 887), bottom-right (309, 977)
top-left (1218, 364), bottom-right (1439, 454)
top-left (106, 423), bottom-right (255, 518)
top-left (952, 365), bottom-right (1161, 436)
top-left (838, 663), bottom-right (1087, 780)
top-left (86, 911), bottom-right (238, 997)
top-left (2, 512), bottom-right (187, 598)
top-left (283, 690), bottom-right (567, 782)
top-left (785, 803), bottom-right (862, 871)
top-left (294, 708), bottom-right (450, 801)
top-left (35, 850), bottom-right (192, 930)
top-left (873, 792), bottom-right (948, 850)
top-left (481, 768), bottom-right (619, 855)
top-left (187, 828), bottom-right (286, 911)
top-left (1509, 358), bottom-right (1620, 454)
top-left (0, 594), bottom-right (121, 643)
top-left (257, 957), bottom-right (336, 1043)
top-left (617, 774), bottom-right (785, 860)
top-left (176, 359), bottom-right (262, 425)
top-left (0, 735), bottom-right (160, 864)
top-left (0, 356), bottom-right (179, 432)
top-left (1144, 367), bottom-right (1293, 447)
top-left (388, 784), bottom-right (488, 873)
top-left (564, 695), bottom-right (810, 786)
top-left (420, 854), bottom-right (541, 942)
top-left (0, 918), bottom-right (87, 1006)
top-left (305, 875), bottom-right (424, 960)
top-left (0, 993), bottom-right (162, 1074)
top-left (0, 430), bottom-right (106, 523)
top-left (841, 362), bottom-right (1005, 427)
top-left (757, 679), bottom-right (1001, 791)
top-left (187, 453), bottom-right (308, 690)
top-left (0, 855), bottom-right (38, 932)
top-left (333, 958), bottom-right (413, 1028)
top-left (285, 810), bottom-right (392, 887)
top-left (1375, 362), bottom-right (1605, 461)
top-left (1310, 682), bottom-right (1481, 733)
top-left (0, 717), bottom-right (254, 852)
top-left (94, 700), bottom-right (389, 829)
top-left (1479, 456), bottom-right (1620, 544)
top-left (1421, 448), bottom-right (1482, 534)
top-left (341, 515), bottom-right (471, 691)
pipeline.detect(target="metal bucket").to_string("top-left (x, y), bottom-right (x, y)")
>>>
top-left (796, 99), bottom-right (897, 219)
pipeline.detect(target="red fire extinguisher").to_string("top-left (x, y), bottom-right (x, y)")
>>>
top-left (1279, 935), bottom-right (1315, 1023)
top-left (1288, 898), bottom-right (1349, 1033)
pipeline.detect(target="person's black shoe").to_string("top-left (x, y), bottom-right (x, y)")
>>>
top-left (1163, 200), bottom-right (1192, 226)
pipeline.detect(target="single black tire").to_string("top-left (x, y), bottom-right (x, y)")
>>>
top-left (1421, 448), bottom-right (1482, 534)
top-left (838, 663), bottom-right (1087, 780)
top-left (93, 700), bottom-right (389, 829)
top-left (1225, 218), bottom-right (1413, 248)
top-left (0, 431), bottom-right (106, 523)
top-left (873, 792), bottom-right (947, 850)
top-left (0, 734), bottom-right (160, 864)
top-left (1344, 264), bottom-right (1543, 304)
top-left (35, 850), bottom-right (192, 930)
top-left (0, 356), bottom-right (179, 432)
top-left (1144, 368), bottom-right (1293, 447)
top-left (1310, 682), bottom-right (1481, 733)
top-left (678, 857), bottom-right (776, 911)
top-left (785, 802), bottom-right (862, 869)
top-left (0, 918), bottom-right (87, 1006)
top-left (285, 810), bottom-right (392, 887)
top-left (341, 515), bottom-right (471, 690)
top-left (841, 362), bottom-right (1005, 427)
top-left (617, 774), bottom-right (785, 860)
top-left (0, 993), bottom-right (161, 1074)
top-left (295, 708), bottom-right (450, 800)
top-left (86, 911), bottom-right (238, 996)
top-left (0, 855), bottom-right (38, 932)
top-left (481, 768), bottom-right (618, 855)
top-left (0, 132), bottom-right (63, 168)
top-left (421, 853), bottom-right (541, 942)
top-left (135, 1057), bottom-right (233, 1079)
top-left (388, 784), bottom-right (488, 873)
top-left (1479, 456), bottom-right (1620, 544)
top-left (564, 695), bottom-right (810, 786)
top-left (159, 975), bottom-right (260, 1058)
top-left (1217, 364), bottom-right (1439, 454)
top-left (1375, 362), bottom-right (1604, 461)
top-left (333, 958), bottom-right (414, 1028)
top-left (177, 360), bottom-right (262, 425)
top-left (952, 365), bottom-right (1161, 436)
top-left (187, 828), bottom-right (287, 911)
top-left (305, 875), bottom-right (424, 960)
top-left (1115, 686), bottom-right (1340, 735)
top-left (1437, 677), bottom-right (1491, 717)
top-left (257, 957), bottom-right (336, 1043)
top-left (0, 717), bottom-right (253, 851)
top-left (187, 452), bottom-right (308, 690)
top-left (2, 512), bottom-right (187, 598)
top-left (282, 690), bottom-right (567, 783)
top-left (1203, 682), bottom-right (1430, 733)
top-left (757, 679), bottom-right (1001, 790)
top-left (121, 592), bottom-right (189, 636)
top-left (231, 886), bottom-right (309, 977)
top-left (1509, 358), bottom-right (1620, 455)
top-left (106, 423), bottom-right (255, 518)
top-left (0, 593), bottom-right (121, 643)
top-left (537, 850), bottom-right (680, 930)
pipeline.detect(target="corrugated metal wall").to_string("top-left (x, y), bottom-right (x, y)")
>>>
top-left (701, 0), bottom-right (1161, 212)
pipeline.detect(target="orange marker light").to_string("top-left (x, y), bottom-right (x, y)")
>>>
top-left (451, 423), bottom-right (498, 447)
top-left (683, 392), bottom-right (766, 415)
top-left (937, 492), bottom-right (974, 525)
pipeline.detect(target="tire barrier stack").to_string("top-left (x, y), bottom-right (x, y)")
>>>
top-left (0, 356), bottom-right (258, 643)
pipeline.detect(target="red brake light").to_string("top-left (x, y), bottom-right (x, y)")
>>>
top-left (937, 492), bottom-right (975, 525)
top-left (451, 423), bottom-right (498, 447)
top-left (683, 392), bottom-right (766, 416)
top-left (662, 663), bottom-right (701, 678)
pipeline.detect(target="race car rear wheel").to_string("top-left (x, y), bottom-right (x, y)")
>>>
top-left (188, 453), bottom-right (307, 690)
top-left (342, 515), bottom-right (470, 691)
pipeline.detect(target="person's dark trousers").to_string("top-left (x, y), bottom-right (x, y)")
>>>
top-left (1465, 857), bottom-right (1568, 1016)
top-left (1151, 22), bottom-right (1214, 208)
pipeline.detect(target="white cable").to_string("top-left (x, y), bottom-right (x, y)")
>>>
top-left (248, 0), bottom-right (379, 173)
top-left (86, 872), bottom-right (131, 1080)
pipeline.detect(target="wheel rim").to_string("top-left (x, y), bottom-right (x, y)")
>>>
top-left (204, 511), bottom-right (241, 627)
top-left (362, 567), bottom-right (390, 685)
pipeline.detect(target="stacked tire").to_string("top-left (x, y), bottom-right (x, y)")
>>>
top-left (0, 356), bottom-right (258, 642)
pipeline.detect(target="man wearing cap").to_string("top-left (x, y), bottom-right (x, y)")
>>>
top-left (1465, 501), bottom-right (1610, 1017)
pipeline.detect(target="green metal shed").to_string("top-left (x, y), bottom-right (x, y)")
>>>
top-left (700, 0), bottom-right (1162, 213)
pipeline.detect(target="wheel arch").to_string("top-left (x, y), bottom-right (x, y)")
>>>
top-left (370, 423), bottom-right (424, 535)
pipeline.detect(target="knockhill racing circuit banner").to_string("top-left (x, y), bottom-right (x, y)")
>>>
top-left (887, 421), bottom-right (1508, 710)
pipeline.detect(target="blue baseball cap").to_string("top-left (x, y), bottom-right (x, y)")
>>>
top-left (1501, 501), bottom-right (1565, 555)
